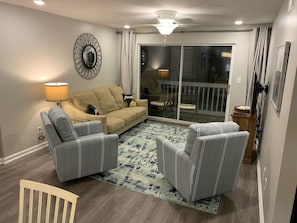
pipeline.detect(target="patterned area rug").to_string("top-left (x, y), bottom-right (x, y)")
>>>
top-left (92, 121), bottom-right (220, 215)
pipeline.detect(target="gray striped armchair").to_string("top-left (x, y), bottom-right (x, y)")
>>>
top-left (40, 106), bottom-right (118, 182)
top-left (156, 121), bottom-right (249, 202)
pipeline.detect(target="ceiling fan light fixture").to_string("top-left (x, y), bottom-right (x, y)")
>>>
top-left (156, 22), bottom-right (178, 35)
top-left (33, 0), bottom-right (45, 6)
top-left (155, 10), bottom-right (178, 35)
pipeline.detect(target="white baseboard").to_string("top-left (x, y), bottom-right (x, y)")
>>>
top-left (257, 159), bottom-right (265, 223)
top-left (1, 141), bottom-right (48, 165)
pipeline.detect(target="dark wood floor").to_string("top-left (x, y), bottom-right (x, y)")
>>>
top-left (0, 148), bottom-right (259, 223)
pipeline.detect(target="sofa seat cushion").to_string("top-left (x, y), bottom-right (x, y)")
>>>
top-left (185, 121), bottom-right (239, 155)
top-left (94, 87), bottom-right (120, 114)
top-left (106, 109), bottom-right (138, 125)
top-left (121, 107), bottom-right (147, 118)
top-left (48, 106), bottom-right (78, 142)
top-left (106, 117), bottom-right (125, 133)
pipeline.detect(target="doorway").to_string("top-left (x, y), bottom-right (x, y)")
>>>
top-left (140, 45), bottom-right (232, 123)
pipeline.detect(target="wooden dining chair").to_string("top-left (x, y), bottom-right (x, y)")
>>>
top-left (19, 179), bottom-right (79, 223)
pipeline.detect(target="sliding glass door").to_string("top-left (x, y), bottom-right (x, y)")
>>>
top-left (140, 45), bottom-right (232, 123)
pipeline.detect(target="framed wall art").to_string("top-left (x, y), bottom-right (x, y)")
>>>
top-left (272, 41), bottom-right (291, 113)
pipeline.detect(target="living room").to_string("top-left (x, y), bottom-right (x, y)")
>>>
top-left (0, 0), bottom-right (296, 222)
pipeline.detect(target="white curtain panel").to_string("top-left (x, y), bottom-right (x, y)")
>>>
top-left (246, 26), bottom-right (270, 107)
top-left (120, 30), bottom-right (136, 94)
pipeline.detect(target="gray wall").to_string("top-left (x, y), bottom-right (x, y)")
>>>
top-left (259, 0), bottom-right (297, 222)
top-left (0, 3), bottom-right (120, 157)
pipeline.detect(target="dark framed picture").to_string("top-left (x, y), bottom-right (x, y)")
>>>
top-left (272, 41), bottom-right (291, 113)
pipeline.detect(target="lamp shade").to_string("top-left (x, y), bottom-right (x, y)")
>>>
top-left (44, 82), bottom-right (69, 101)
top-left (156, 21), bottom-right (178, 35)
top-left (158, 69), bottom-right (169, 79)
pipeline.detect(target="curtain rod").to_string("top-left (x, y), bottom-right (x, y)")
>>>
top-left (116, 23), bottom-right (272, 35)
top-left (117, 29), bottom-right (253, 35)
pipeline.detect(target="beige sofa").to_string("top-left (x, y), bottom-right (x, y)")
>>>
top-left (61, 85), bottom-right (148, 134)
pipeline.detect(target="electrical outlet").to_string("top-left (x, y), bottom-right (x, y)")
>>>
top-left (37, 126), bottom-right (45, 141)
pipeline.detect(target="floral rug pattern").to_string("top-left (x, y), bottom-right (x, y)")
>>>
top-left (92, 121), bottom-right (220, 215)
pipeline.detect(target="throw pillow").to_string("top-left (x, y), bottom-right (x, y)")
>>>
top-left (123, 93), bottom-right (137, 107)
top-left (86, 104), bottom-right (100, 115)
top-left (129, 100), bottom-right (137, 107)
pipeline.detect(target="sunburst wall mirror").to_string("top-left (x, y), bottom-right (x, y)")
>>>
top-left (73, 33), bottom-right (102, 80)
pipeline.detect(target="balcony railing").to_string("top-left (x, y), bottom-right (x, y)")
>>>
top-left (162, 81), bottom-right (227, 117)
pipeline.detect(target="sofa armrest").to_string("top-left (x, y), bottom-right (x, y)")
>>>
top-left (61, 100), bottom-right (108, 134)
top-left (73, 121), bottom-right (103, 137)
top-left (156, 136), bottom-right (194, 201)
top-left (135, 99), bottom-right (148, 109)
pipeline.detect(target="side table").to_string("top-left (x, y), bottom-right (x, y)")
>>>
top-left (232, 112), bottom-right (257, 164)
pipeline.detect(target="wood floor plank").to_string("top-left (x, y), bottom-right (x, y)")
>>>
top-left (0, 148), bottom-right (259, 223)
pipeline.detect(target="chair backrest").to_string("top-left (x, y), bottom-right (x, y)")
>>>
top-left (19, 179), bottom-right (79, 223)
top-left (48, 106), bottom-right (78, 142)
top-left (40, 111), bottom-right (62, 148)
top-left (184, 121), bottom-right (240, 154)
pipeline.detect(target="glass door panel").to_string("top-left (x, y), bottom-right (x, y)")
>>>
top-left (140, 46), bottom-right (181, 119)
top-left (179, 46), bottom-right (232, 122)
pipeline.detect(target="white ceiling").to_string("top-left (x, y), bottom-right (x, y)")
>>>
top-left (0, 0), bottom-right (284, 32)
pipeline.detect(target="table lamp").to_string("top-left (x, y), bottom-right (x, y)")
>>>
top-left (158, 69), bottom-right (169, 90)
top-left (44, 82), bottom-right (69, 106)
top-left (158, 69), bottom-right (169, 79)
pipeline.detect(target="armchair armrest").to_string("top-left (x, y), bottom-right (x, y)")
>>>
top-left (61, 100), bottom-right (108, 134)
top-left (73, 121), bottom-right (103, 137)
top-left (53, 133), bottom-right (119, 182)
top-left (156, 136), bottom-right (194, 201)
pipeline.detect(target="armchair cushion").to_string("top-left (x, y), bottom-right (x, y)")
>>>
top-left (184, 121), bottom-right (239, 154)
top-left (48, 106), bottom-right (78, 142)
top-left (73, 120), bottom-right (103, 137)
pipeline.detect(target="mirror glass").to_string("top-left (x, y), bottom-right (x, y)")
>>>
top-left (83, 45), bottom-right (97, 68)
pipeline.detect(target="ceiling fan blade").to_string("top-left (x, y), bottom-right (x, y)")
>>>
top-left (131, 23), bottom-right (157, 28)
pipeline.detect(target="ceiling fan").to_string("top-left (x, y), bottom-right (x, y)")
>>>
top-left (132, 10), bottom-right (194, 35)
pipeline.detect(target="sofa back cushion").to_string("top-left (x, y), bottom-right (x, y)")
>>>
top-left (48, 106), bottom-right (78, 142)
top-left (94, 86), bottom-right (120, 114)
top-left (184, 121), bottom-right (239, 154)
top-left (109, 85), bottom-right (125, 109)
top-left (72, 92), bottom-right (101, 113)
